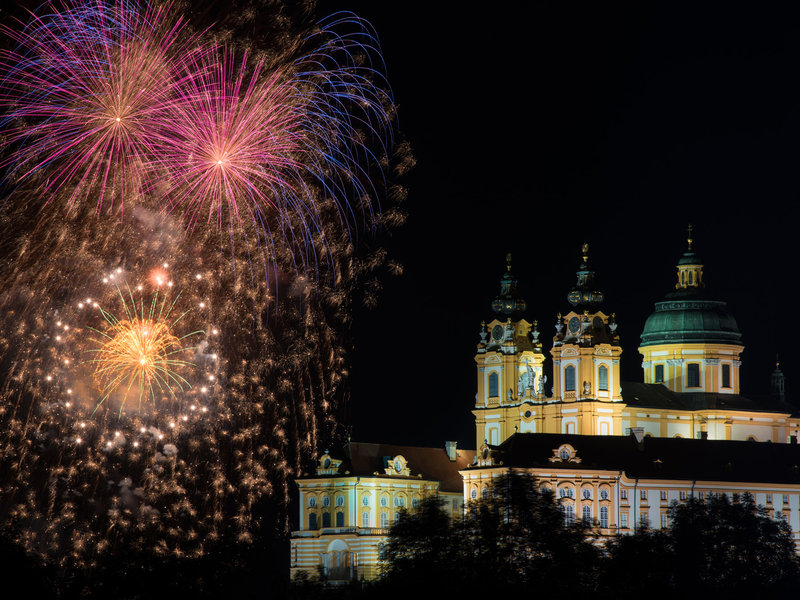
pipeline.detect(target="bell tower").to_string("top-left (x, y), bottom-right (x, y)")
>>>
top-left (549, 244), bottom-right (624, 435)
top-left (473, 254), bottom-right (546, 448)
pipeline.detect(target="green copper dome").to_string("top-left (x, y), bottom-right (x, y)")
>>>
top-left (641, 228), bottom-right (742, 347)
top-left (640, 297), bottom-right (742, 347)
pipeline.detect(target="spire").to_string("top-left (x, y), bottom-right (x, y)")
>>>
top-left (772, 355), bottom-right (786, 400)
top-left (675, 224), bottom-right (704, 290)
top-left (491, 253), bottom-right (527, 317)
top-left (567, 243), bottom-right (604, 307)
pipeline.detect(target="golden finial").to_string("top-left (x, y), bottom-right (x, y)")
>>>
top-left (581, 242), bottom-right (589, 263)
top-left (506, 253), bottom-right (512, 271)
top-left (687, 224), bottom-right (693, 251)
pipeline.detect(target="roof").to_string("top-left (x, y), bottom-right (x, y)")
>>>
top-left (621, 381), bottom-right (798, 416)
top-left (640, 295), bottom-right (742, 347)
top-left (485, 432), bottom-right (800, 485)
top-left (299, 442), bottom-right (476, 493)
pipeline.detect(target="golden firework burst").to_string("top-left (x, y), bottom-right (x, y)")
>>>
top-left (88, 286), bottom-right (201, 414)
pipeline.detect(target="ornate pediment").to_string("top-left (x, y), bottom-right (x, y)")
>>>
top-left (315, 450), bottom-right (343, 475)
top-left (561, 348), bottom-right (579, 357)
top-left (382, 454), bottom-right (411, 476)
top-left (549, 444), bottom-right (582, 464)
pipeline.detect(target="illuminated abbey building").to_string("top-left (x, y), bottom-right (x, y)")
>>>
top-left (290, 234), bottom-right (800, 583)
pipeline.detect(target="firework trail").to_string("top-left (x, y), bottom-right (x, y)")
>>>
top-left (0, 0), bottom-right (409, 576)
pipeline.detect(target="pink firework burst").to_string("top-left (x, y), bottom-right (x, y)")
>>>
top-left (0, 0), bottom-right (209, 213)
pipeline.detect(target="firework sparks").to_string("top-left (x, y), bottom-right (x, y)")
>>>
top-left (87, 285), bottom-right (201, 415)
top-left (0, 0), bottom-right (208, 213)
top-left (0, 0), bottom-right (406, 578)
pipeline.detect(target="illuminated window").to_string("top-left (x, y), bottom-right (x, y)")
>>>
top-left (489, 372), bottom-right (499, 398)
top-left (565, 365), bottom-right (576, 392)
top-left (598, 365), bottom-right (608, 391)
top-left (655, 364), bottom-right (664, 383)
top-left (722, 364), bottom-right (731, 388)
top-left (687, 363), bottom-right (700, 388)
top-left (600, 506), bottom-right (609, 528)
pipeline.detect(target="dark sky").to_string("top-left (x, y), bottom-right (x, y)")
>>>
top-left (315, 2), bottom-right (800, 449)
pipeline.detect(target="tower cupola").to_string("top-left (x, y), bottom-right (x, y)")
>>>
top-left (567, 243), bottom-right (604, 308)
top-left (491, 253), bottom-right (527, 317)
top-left (675, 224), bottom-right (705, 291)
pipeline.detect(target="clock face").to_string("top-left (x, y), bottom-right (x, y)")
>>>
top-left (492, 324), bottom-right (504, 341)
top-left (568, 316), bottom-right (581, 334)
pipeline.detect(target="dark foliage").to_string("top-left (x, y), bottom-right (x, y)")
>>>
top-left (602, 492), bottom-right (800, 594)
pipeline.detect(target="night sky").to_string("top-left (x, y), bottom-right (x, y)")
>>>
top-left (317, 2), bottom-right (800, 448)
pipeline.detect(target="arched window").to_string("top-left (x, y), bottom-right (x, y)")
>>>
top-left (336, 511), bottom-right (344, 527)
top-left (582, 505), bottom-right (592, 524)
top-left (362, 494), bottom-right (370, 507)
top-left (489, 372), bottom-right (499, 398)
top-left (322, 496), bottom-right (330, 507)
top-left (481, 487), bottom-right (489, 499)
top-left (308, 513), bottom-right (318, 530)
top-left (335, 496), bottom-right (344, 507)
top-left (380, 496), bottom-right (389, 507)
top-left (600, 506), bottom-right (609, 528)
top-left (599, 421), bottom-right (610, 436)
top-left (308, 497), bottom-right (317, 508)
top-left (362, 511), bottom-right (370, 528)
top-left (655, 364), bottom-right (665, 384)
top-left (471, 488), bottom-right (478, 500)
top-left (564, 505), bottom-right (574, 525)
top-left (322, 512), bottom-right (331, 528)
top-left (380, 512), bottom-right (388, 528)
top-left (600, 489), bottom-right (609, 501)
top-left (598, 365), bottom-right (608, 391)
top-left (565, 365), bottom-right (576, 392)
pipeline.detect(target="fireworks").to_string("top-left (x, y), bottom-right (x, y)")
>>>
top-left (0, 0), bottom-right (407, 577)
top-left (1, 1), bottom-right (395, 274)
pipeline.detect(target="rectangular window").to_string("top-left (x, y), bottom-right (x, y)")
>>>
top-left (620, 489), bottom-right (627, 500)
top-left (661, 513), bottom-right (668, 529)
top-left (721, 364), bottom-right (731, 388)
top-left (620, 512), bottom-right (628, 528)
top-left (680, 491), bottom-right (687, 501)
top-left (641, 490), bottom-right (647, 501)
top-left (784, 495), bottom-right (790, 505)
top-left (767, 494), bottom-right (773, 504)
top-left (698, 492), bottom-right (704, 501)
top-left (660, 490), bottom-right (667, 501)
top-left (565, 365), bottom-right (576, 392)
top-left (687, 363), bottom-right (700, 388)
top-left (640, 513), bottom-right (649, 528)
top-left (655, 364), bottom-right (665, 384)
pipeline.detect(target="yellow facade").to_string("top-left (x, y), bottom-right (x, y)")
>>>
top-left (290, 236), bottom-right (800, 583)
